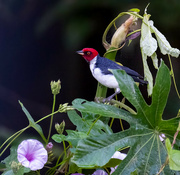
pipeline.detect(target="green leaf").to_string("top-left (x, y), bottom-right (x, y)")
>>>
top-left (67, 110), bottom-right (112, 136)
top-left (1, 147), bottom-right (31, 175)
top-left (0, 162), bottom-right (6, 169)
top-left (177, 122), bottom-right (180, 131)
top-left (104, 158), bottom-right (122, 168)
top-left (52, 134), bottom-right (66, 143)
top-left (2, 147), bottom-right (18, 169)
top-left (66, 130), bottom-right (88, 147)
top-left (130, 169), bottom-right (138, 175)
top-left (68, 161), bottom-right (82, 174)
top-left (2, 170), bottom-right (14, 175)
top-left (72, 100), bottom-right (136, 126)
top-left (19, 101), bottom-right (46, 142)
top-left (149, 21), bottom-right (180, 58)
top-left (169, 150), bottom-right (180, 171)
top-left (71, 61), bottom-right (180, 174)
top-left (166, 138), bottom-right (180, 171)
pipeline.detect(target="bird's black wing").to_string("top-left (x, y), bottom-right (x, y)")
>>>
top-left (95, 55), bottom-right (147, 85)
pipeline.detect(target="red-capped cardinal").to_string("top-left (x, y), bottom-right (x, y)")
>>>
top-left (77, 48), bottom-right (147, 101)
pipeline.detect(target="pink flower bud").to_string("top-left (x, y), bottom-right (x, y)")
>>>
top-left (46, 142), bottom-right (53, 152)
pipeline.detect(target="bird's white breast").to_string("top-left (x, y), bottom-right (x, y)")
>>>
top-left (89, 56), bottom-right (119, 89)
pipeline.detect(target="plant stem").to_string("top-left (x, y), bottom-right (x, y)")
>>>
top-left (0, 129), bottom-right (22, 150)
top-left (0, 110), bottom-right (59, 157)
top-left (95, 82), bottom-right (107, 98)
top-left (36, 170), bottom-right (41, 175)
top-left (47, 94), bottom-right (56, 143)
top-left (102, 11), bottom-right (143, 47)
top-left (126, 29), bottom-right (141, 37)
top-left (36, 111), bottom-right (59, 124)
top-left (63, 141), bottom-right (67, 158)
top-left (0, 126), bottom-right (29, 156)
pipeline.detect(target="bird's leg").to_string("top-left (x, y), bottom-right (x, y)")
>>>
top-left (103, 88), bottom-right (120, 102)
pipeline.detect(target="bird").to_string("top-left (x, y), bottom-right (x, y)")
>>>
top-left (76, 48), bottom-right (148, 101)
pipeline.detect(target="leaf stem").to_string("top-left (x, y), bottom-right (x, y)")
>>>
top-left (119, 98), bottom-right (125, 131)
top-left (168, 54), bottom-right (180, 99)
top-left (120, 119), bottom-right (124, 131)
top-left (87, 115), bottom-right (101, 135)
top-left (109, 118), bottom-right (114, 128)
top-left (111, 99), bottom-right (137, 115)
top-left (157, 157), bottom-right (169, 175)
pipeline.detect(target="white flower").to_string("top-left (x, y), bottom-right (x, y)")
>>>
top-left (17, 139), bottom-right (48, 171)
top-left (92, 169), bottom-right (108, 175)
top-left (159, 134), bottom-right (165, 141)
top-left (110, 151), bottom-right (127, 174)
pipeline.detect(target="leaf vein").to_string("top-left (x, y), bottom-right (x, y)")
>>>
top-left (120, 132), bottom-right (154, 174)
top-left (144, 134), bottom-right (156, 175)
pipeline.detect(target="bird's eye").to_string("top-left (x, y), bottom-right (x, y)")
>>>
top-left (86, 51), bottom-right (91, 55)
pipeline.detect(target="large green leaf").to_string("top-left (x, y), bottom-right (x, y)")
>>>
top-left (67, 110), bottom-right (112, 136)
top-left (71, 61), bottom-right (180, 174)
top-left (19, 101), bottom-right (46, 142)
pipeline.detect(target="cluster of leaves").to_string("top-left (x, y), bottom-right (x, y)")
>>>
top-left (1, 6), bottom-right (180, 175)
top-left (140, 6), bottom-right (180, 96)
top-left (52, 7), bottom-right (180, 175)
top-left (52, 61), bottom-right (179, 175)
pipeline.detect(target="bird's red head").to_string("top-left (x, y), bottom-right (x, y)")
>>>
top-left (76, 48), bottom-right (99, 62)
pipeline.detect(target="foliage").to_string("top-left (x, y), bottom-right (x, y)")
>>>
top-left (0, 5), bottom-right (180, 175)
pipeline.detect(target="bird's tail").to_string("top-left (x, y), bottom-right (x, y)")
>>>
top-left (132, 76), bottom-right (148, 85)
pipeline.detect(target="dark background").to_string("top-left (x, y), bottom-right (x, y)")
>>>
top-left (0, 0), bottom-right (180, 159)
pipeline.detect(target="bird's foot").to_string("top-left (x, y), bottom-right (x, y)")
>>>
top-left (94, 97), bottom-right (102, 103)
top-left (94, 97), bottom-right (111, 103)
top-left (102, 96), bottom-right (113, 103)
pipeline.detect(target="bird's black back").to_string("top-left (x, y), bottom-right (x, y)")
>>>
top-left (95, 55), bottom-right (148, 85)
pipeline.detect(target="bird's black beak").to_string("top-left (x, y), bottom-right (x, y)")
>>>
top-left (76, 50), bottom-right (84, 56)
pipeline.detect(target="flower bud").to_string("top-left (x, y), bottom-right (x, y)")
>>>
top-left (50, 80), bottom-right (61, 95)
top-left (11, 161), bottom-right (20, 173)
top-left (46, 142), bottom-right (53, 152)
top-left (111, 15), bottom-right (135, 48)
top-left (55, 120), bottom-right (65, 134)
top-left (59, 103), bottom-right (74, 112)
